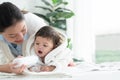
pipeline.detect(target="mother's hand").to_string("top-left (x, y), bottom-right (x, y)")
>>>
top-left (9, 63), bottom-right (26, 74)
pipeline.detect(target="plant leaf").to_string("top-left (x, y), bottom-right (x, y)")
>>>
top-left (46, 11), bottom-right (74, 20)
top-left (41, 0), bottom-right (53, 8)
top-left (50, 20), bottom-right (66, 30)
top-left (55, 1), bottom-right (68, 8)
top-left (62, 2), bottom-right (68, 5)
top-left (34, 13), bottom-right (50, 23)
top-left (52, 0), bottom-right (62, 4)
top-left (52, 0), bottom-right (64, 7)
top-left (56, 12), bottom-right (74, 19)
top-left (55, 7), bottom-right (73, 12)
top-left (35, 6), bottom-right (52, 12)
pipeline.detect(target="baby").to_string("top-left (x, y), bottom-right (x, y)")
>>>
top-left (13, 26), bottom-right (73, 72)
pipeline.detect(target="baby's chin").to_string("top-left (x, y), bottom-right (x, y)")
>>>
top-left (36, 52), bottom-right (42, 57)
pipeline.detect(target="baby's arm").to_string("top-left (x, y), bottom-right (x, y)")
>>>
top-left (40, 65), bottom-right (56, 72)
top-left (28, 65), bottom-right (56, 72)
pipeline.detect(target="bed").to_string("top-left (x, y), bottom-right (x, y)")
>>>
top-left (0, 62), bottom-right (120, 80)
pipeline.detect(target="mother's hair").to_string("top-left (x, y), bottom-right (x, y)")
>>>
top-left (0, 2), bottom-right (24, 32)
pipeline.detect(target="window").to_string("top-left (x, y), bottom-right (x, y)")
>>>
top-left (96, 34), bottom-right (120, 63)
top-left (72, 0), bottom-right (120, 64)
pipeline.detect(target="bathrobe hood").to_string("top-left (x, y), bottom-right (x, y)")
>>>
top-left (25, 29), bottom-right (72, 72)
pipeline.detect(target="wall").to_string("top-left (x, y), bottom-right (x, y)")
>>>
top-left (0, 0), bottom-right (44, 13)
top-left (92, 0), bottom-right (120, 35)
top-left (0, 0), bottom-right (29, 10)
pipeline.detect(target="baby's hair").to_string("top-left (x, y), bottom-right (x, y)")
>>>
top-left (35, 26), bottom-right (65, 48)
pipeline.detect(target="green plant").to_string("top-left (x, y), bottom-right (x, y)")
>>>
top-left (34, 0), bottom-right (74, 30)
top-left (67, 38), bottom-right (72, 49)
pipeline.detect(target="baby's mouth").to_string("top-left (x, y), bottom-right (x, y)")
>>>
top-left (38, 50), bottom-right (42, 54)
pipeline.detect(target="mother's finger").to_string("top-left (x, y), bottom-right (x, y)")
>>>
top-left (19, 65), bottom-right (26, 73)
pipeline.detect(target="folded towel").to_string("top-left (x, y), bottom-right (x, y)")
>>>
top-left (12, 55), bottom-right (39, 68)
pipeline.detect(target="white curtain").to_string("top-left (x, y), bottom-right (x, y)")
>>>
top-left (67, 0), bottom-right (95, 63)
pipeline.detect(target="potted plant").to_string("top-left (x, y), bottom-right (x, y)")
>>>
top-left (34, 0), bottom-right (74, 30)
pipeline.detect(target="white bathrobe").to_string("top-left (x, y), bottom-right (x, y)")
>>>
top-left (13, 32), bottom-right (73, 72)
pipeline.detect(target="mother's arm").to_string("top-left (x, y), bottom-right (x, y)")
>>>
top-left (0, 41), bottom-right (26, 74)
top-left (0, 63), bottom-right (26, 74)
top-left (0, 64), bottom-right (11, 73)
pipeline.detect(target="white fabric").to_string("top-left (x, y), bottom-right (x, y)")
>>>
top-left (24, 13), bottom-right (47, 36)
top-left (12, 55), bottom-right (39, 68)
top-left (0, 12), bottom-right (47, 64)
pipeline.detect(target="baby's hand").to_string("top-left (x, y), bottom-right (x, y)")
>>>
top-left (40, 66), bottom-right (56, 72)
top-left (29, 66), bottom-right (41, 72)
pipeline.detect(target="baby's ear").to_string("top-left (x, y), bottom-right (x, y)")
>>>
top-left (53, 44), bottom-right (58, 49)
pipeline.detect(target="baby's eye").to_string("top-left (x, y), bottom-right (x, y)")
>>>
top-left (35, 43), bottom-right (39, 45)
top-left (43, 45), bottom-right (48, 47)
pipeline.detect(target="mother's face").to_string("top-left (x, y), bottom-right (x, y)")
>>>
top-left (2, 20), bottom-right (27, 44)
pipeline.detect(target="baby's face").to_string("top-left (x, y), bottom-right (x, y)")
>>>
top-left (34, 36), bottom-right (54, 58)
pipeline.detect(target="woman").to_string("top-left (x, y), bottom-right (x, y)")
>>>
top-left (0, 2), bottom-right (46, 74)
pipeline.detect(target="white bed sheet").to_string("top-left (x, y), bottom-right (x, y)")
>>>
top-left (1, 62), bottom-right (120, 80)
